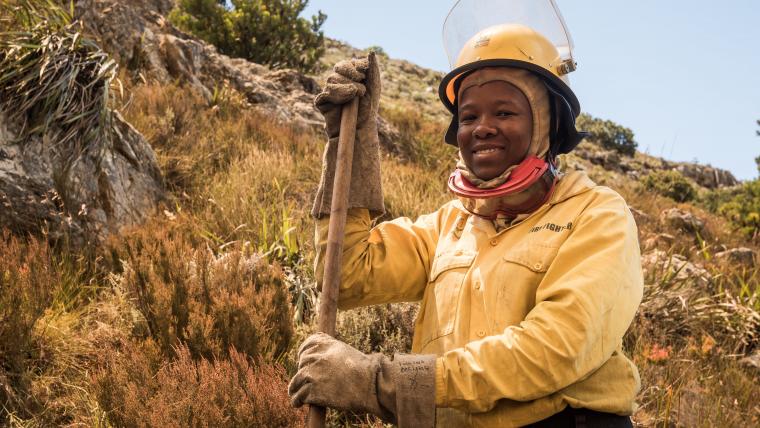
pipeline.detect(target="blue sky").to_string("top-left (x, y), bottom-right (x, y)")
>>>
top-left (302, 0), bottom-right (760, 180)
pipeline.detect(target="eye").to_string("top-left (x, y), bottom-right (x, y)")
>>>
top-left (459, 113), bottom-right (476, 124)
top-left (496, 110), bottom-right (515, 117)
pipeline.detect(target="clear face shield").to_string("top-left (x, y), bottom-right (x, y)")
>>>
top-left (443, 0), bottom-right (576, 74)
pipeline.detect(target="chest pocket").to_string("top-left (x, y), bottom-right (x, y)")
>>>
top-left (502, 242), bottom-right (560, 273)
top-left (488, 243), bottom-right (562, 330)
top-left (424, 250), bottom-right (476, 341)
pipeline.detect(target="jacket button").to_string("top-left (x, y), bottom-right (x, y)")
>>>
top-left (455, 249), bottom-right (463, 256)
top-left (477, 330), bottom-right (486, 337)
top-left (473, 281), bottom-right (480, 290)
top-left (534, 262), bottom-right (542, 270)
top-left (456, 218), bottom-right (466, 230)
top-left (489, 239), bottom-right (498, 246)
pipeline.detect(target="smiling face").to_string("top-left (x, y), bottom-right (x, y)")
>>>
top-left (456, 80), bottom-right (533, 181)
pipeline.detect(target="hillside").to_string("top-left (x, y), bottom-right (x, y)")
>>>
top-left (0, 1), bottom-right (758, 427)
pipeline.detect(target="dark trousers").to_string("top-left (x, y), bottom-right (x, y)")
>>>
top-left (524, 407), bottom-right (633, 428)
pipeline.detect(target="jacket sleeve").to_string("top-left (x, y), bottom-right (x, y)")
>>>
top-left (315, 206), bottom-right (449, 309)
top-left (435, 190), bottom-right (644, 412)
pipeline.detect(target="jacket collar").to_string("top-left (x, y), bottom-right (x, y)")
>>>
top-left (547, 170), bottom-right (596, 206)
top-left (465, 170), bottom-right (596, 238)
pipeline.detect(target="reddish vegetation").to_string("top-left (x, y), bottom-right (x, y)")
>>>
top-left (94, 342), bottom-right (304, 427)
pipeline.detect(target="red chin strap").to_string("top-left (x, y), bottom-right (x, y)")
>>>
top-left (448, 156), bottom-right (549, 198)
top-left (447, 156), bottom-right (558, 219)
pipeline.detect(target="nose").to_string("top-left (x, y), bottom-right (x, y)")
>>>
top-left (473, 119), bottom-right (497, 139)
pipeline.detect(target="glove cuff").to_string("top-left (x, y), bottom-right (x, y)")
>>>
top-left (311, 130), bottom-right (385, 219)
top-left (378, 353), bottom-right (437, 428)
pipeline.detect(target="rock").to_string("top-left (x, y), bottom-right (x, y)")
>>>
top-left (714, 247), bottom-right (757, 266)
top-left (642, 233), bottom-right (675, 252)
top-left (0, 112), bottom-right (164, 243)
top-left (586, 149), bottom-right (621, 170)
top-left (376, 117), bottom-right (403, 155)
top-left (641, 249), bottom-right (713, 289)
top-left (739, 350), bottom-right (760, 371)
top-left (660, 208), bottom-right (705, 234)
top-left (675, 163), bottom-right (738, 189)
top-left (628, 206), bottom-right (651, 225)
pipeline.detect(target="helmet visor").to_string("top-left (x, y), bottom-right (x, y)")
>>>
top-left (443, 0), bottom-right (575, 69)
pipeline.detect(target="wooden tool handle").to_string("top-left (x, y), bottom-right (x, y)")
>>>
top-left (306, 97), bottom-right (360, 428)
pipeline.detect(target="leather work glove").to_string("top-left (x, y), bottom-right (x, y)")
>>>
top-left (311, 52), bottom-right (385, 219)
top-left (288, 332), bottom-right (436, 427)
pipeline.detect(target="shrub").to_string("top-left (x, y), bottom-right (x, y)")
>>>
top-left (112, 226), bottom-right (294, 361)
top-left (0, 230), bottom-right (113, 425)
top-left (642, 170), bottom-right (697, 203)
top-left (365, 45), bottom-right (387, 58)
top-left (701, 179), bottom-right (760, 240)
top-left (714, 180), bottom-right (760, 240)
top-left (93, 341), bottom-right (304, 427)
top-left (337, 303), bottom-right (417, 355)
top-left (576, 113), bottom-right (638, 156)
top-left (0, 232), bottom-right (57, 419)
top-left (169, 0), bottom-right (327, 73)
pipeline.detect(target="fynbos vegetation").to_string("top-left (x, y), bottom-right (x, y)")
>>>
top-left (0, 0), bottom-right (758, 426)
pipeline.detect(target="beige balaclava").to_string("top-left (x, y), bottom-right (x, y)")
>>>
top-left (455, 67), bottom-right (551, 189)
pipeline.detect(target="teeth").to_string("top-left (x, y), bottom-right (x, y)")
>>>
top-left (475, 148), bottom-right (499, 154)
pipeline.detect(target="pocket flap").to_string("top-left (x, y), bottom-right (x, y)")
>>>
top-left (429, 251), bottom-right (476, 282)
top-left (503, 243), bottom-right (560, 273)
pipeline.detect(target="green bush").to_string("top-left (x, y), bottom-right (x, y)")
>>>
top-left (576, 113), bottom-right (638, 156)
top-left (711, 180), bottom-right (760, 239)
top-left (365, 45), bottom-right (388, 58)
top-left (169, 0), bottom-right (326, 73)
top-left (643, 170), bottom-right (697, 203)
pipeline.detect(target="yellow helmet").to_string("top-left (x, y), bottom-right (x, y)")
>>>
top-left (440, 23), bottom-right (578, 115)
top-left (438, 0), bottom-right (584, 153)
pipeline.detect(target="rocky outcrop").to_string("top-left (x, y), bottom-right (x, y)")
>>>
top-left (574, 142), bottom-right (738, 190)
top-left (73, 0), bottom-right (324, 130)
top-left (675, 163), bottom-right (738, 189)
top-left (72, 0), bottom-right (412, 152)
top-left (575, 146), bottom-right (623, 172)
top-left (660, 208), bottom-right (705, 234)
top-left (0, 112), bottom-right (164, 243)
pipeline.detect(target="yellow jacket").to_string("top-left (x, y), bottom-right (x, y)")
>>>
top-left (315, 171), bottom-right (643, 427)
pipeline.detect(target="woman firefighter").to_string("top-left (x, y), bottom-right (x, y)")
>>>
top-left (288, 1), bottom-right (643, 426)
